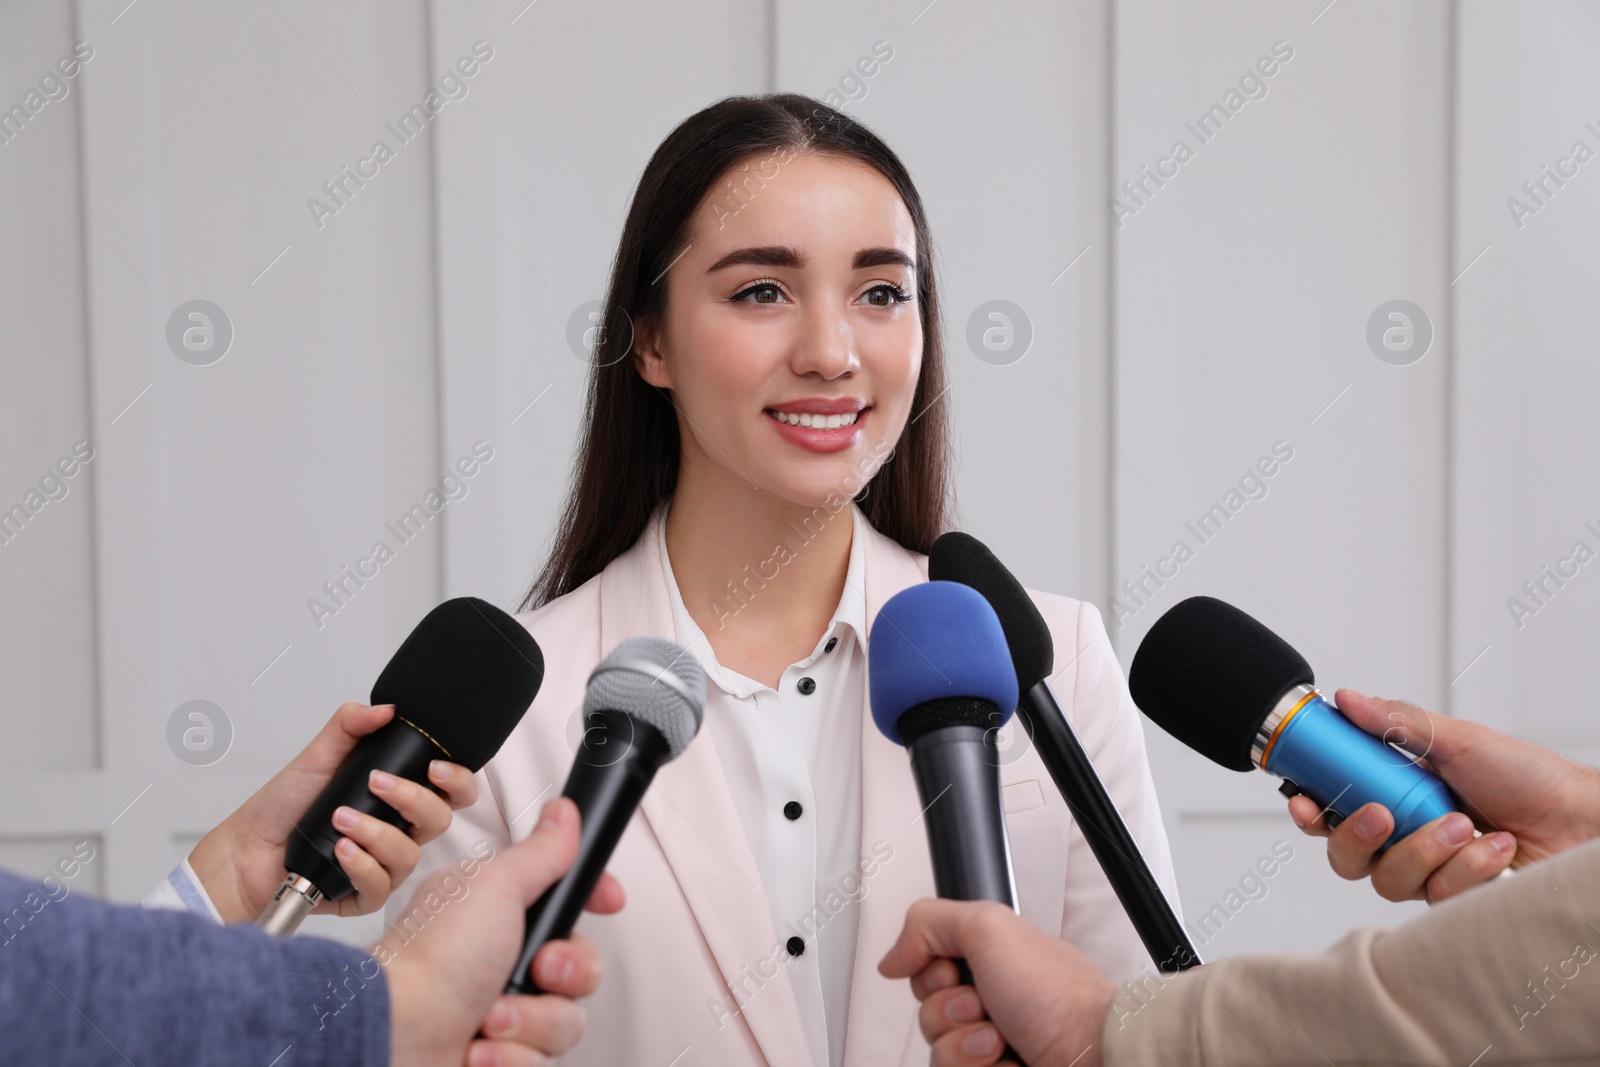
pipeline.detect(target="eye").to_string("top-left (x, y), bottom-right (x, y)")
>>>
top-left (860, 283), bottom-right (912, 308)
top-left (731, 280), bottom-right (787, 305)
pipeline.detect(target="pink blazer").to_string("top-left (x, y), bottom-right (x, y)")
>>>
top-left (398, 510), bottom-right (1178, 1066)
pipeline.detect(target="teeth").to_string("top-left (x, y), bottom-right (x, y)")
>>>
top-left (771, 410), bottom-right (859, 429)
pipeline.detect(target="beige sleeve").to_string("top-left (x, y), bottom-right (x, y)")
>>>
top-left (1102, 837), bottom-right (1600, 1065)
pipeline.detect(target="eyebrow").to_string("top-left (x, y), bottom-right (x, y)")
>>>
top-left (704, 245), bottom-right (916, 273)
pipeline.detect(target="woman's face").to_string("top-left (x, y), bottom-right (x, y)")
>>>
top-left (635, 150), bottom-right (922, 510)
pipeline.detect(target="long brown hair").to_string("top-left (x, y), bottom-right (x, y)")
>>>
top-left (523, 93), bottom-right (951, 610)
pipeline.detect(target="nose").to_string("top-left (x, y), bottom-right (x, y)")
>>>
top-left (790, 304), bottom-right (859, 380)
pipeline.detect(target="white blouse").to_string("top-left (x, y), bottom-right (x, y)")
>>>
top-left (657, 502), bottom-right (866, 1067)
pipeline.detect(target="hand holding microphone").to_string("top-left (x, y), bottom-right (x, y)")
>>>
top-left (187, 701), bottom-right (481, 924)
top-left (381, 795), bottom-right (624, 1067)
top-left (245, 596), bottom-right (545, 934)
top-left (1126, 595), bottom-right (1600, 904)
top-left (1288, 688), bottom-right (1600, 903)
top-left (879, 897), bottom-right (1116, 1067)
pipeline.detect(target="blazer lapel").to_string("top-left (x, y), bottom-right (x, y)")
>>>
top-left (599, 514), bottom-right (815, 1067)
top-left (842, 524), bottom-right (936, 1066)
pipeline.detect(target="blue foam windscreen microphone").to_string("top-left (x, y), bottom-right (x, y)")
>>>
top-left (870, 580), bottom-right (1029, 1064)
top-left (869, 580), bottom-right (1020, 905)
top-left (1129, 596), bottom-right (1462, 847)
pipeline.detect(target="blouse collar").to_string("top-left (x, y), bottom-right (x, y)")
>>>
top-left (653, 498), bottom-right (869, 698)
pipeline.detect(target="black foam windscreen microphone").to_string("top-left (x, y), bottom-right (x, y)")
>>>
top-left (257, 596), bottom-right (543, 935)
top-left (930, 532), bottom-right (1201, 973)
top-left (1128, 596), bottom-right (1311, 772)
top-left (1129, 596), bottom-right (1462, 847)
top-left (504, 635), bottom-right (705, 995)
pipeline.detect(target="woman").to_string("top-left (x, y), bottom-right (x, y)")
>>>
top-left (401, 93), bottom-right (1177, 1067)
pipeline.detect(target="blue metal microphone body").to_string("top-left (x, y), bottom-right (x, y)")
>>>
top-left (1260, 686), bottom-right (1461, 847)
top-left (1128, 596), bottom-right (1465, 855)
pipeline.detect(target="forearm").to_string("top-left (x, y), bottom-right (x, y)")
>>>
top-left (0, 872), bottom-right (389, 1067)
top-left (1100, 926), bottom-right (1449, 1065)
top-left (183, 823), bottom-right (258, 922)
top-left (1102, 838), bottom-right (1600, 1065)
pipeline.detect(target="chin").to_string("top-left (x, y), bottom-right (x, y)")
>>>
top-left (760, 451), bottom-right (886, 514)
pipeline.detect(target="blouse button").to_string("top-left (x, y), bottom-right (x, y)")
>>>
top-left (824, 636), bottom-right (838, 653)
top-left (797, 677), bottom-right (816, 695)
top-left (786, 936), bottom-right (806, 957)
top-left (784, 801), bottom-right (803, 821)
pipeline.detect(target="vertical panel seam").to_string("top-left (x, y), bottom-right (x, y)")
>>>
top-left (1104, 0), bottom-right (1119, 650)
top-left (423, 0), bottom-right (447, 602)
top-left (766, 0), bottom-right (778, 92)
top-left (1443, 0), bottom-right (1460, 715)
top-left (70, 0), bottom-right (106, 771)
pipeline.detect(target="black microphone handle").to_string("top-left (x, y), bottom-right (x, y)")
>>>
top-left (504, 708), bottom-right (671, 995)
top-left (284, 718), bottom-right (447, 901)
top-left (907, 724), bottom-right (1026, 1064)
top-left (1017, 682), bottom-right (1200, 972)
top-left (908, 725), bottom-right (1018, 905)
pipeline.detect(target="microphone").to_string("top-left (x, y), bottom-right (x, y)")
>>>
top-left (869, 581), bottom-right (1026, 1064)
top-left (929, 532), bottom-right (1201, 973)
top-left (504, 635), bottom-right (705, 995)
top-left (869, 581), bottom-right (1019, 904)
top-left (1128, 595), bottom-right (1462, 847)
top-left (257, 597), bottom-right (544, 935)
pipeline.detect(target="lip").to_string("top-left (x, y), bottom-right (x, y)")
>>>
top-left (763, 400), bottom-right (870, 454)
top-left (765, 397), bottom-right (868, 415)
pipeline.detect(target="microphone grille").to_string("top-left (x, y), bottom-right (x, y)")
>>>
top-left (1128, 595), bottom-right (1313, 772)
top-left (584, 636), bottom-right (706, 759)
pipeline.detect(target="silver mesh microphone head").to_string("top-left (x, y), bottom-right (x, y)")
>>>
top-left (583, 636), bottom-right (706, 759)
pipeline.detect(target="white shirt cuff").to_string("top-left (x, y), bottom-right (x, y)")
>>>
top-left (141, 857), bottom-right (226, 925)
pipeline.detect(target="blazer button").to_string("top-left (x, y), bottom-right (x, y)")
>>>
top-left (786, 936), bottom-right (806, 957)
top-left (797, 677), bottom-right (816, 695)
top-left (784, 801), bottom-right (803, 821)
top-left (824, 636), bottom-right (838, 653)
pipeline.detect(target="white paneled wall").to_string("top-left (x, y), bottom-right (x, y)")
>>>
top-left (1, 4), bottom-right (99, 774)
top-left (1452, 1), bottom-right (1600, 763)
top-left (2, 0), bottom-right (445, 947)
top-left (3, 0), bottom-right (1596, 965)
top-left (1109, 0), bottom-right (1456, 950)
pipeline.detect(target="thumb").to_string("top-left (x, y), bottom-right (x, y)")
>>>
top-left (262, 704), bottom-right (392, 807)
top-left (501, 797), bottom-right (582, 906)
top-left (299, 702), bottom-right (393, 774)
top-left (878, 898), bottom-right (978, 980)
top-left (1334, 689), bottom-right (1454, 764)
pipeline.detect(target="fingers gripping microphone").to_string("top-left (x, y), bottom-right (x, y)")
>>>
top-left (257, 597), bottom-right (544, 936)
top-left (504, 636), bottom-right (705, 995)
top-left (1129, 596), bottom-right (1462, 847)
top-left (930, 532), bottom-right (1200, 973)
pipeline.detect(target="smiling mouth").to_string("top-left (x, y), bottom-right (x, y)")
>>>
top-left (765, 409), bottom-right (862, 430)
